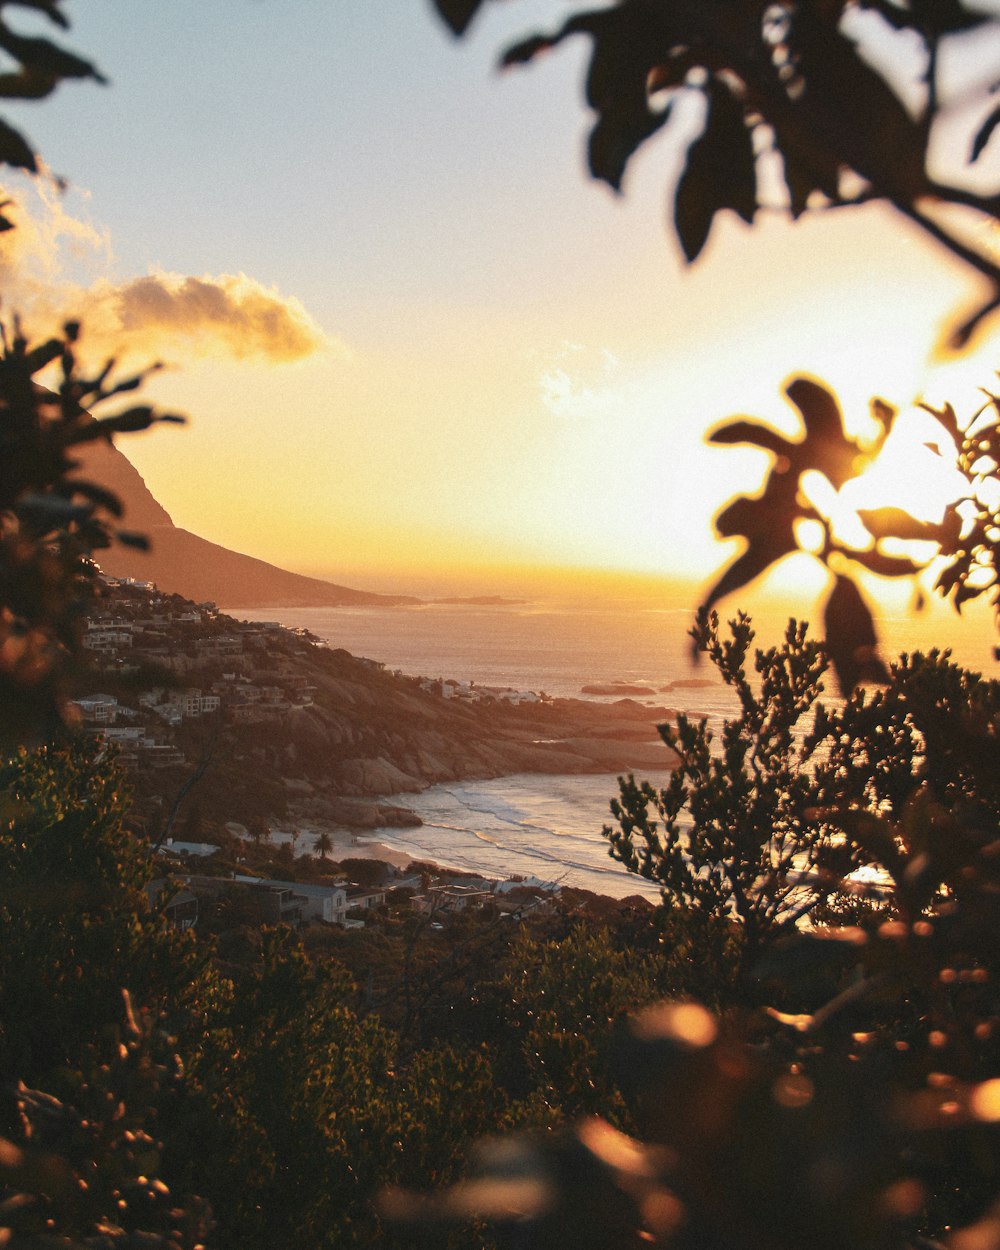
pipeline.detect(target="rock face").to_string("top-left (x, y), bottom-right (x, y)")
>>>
top-left (274, 644), bottom-right (678, 804)
top-left (73, 439), bottom-right (418, 607)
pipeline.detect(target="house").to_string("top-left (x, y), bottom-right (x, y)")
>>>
top-left (74, 694), bottom-right (119, 724)
top-left (159, 838), bottom-right (220, 859)
top-left (231, 875), bottom-right (348, 925)
top-left (146, 878), bottom-right (199, 930)
top-left (345, 885), bottom-right (387, 914)
top-left (419, 884), bottom-right (492, 914)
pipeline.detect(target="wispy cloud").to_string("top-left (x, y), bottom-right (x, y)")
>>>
top-left (537, 341), bottom-right (622, 420)
top-left (0, 178), bottom-right (337, 364)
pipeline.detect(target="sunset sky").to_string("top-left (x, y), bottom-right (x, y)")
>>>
top-left (3, 1), bottom-right (1000, 637)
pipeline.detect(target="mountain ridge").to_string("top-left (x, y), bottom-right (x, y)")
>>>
top-left (74, 438), bottom-right (419, 608)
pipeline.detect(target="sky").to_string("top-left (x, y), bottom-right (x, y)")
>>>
top-left (2, 0), bottom-right (1000, 643)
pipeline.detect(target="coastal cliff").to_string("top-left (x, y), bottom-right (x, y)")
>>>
top-left (82, 582), bottom-right (678, 834)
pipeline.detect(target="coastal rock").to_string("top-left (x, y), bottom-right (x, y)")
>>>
top-left (337, 756), bottom-right (426, 795)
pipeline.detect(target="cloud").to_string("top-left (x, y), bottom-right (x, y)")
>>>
top-left (538, 341), bottom-right (623, 420)
top-left (98, 270), bottom-right (336, 363)
top-left (0, 177), bottom-right (337, 365)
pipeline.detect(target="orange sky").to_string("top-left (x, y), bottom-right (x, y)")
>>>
top-left (1, 2), bottom-right (999, 656)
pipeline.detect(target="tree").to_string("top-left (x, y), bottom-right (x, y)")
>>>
top-left (605, 611), bottom-right (862, 1003)
top-left (315, 828), bottom-right (334, 860)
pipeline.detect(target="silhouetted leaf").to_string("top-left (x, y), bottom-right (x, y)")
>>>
top-left (15, 492), bottom-right (90, 527)
top-left (972, 103), bottom-right (1000, 162)
top-left (708, 420), bottom-right (797, 458)
top-left (0, 31), bottom-right (106, 83)
top-left (675, 84), bottom-right (756, 263)
top-left (0, 65), bottom-right (59, 100)
top-left (845, 550), bottom-right (920, 577)
top-left (69, 479), bottom-right (123, 518)
top-left (857, 508), bottom-right (942, 542)
top-left (115, 530), bottom-right (149, 551)
top-left (0, 118), bottom-right (36, 171)
top-left (501, 35), bottom-right (556, 68)
top-left (432, 0), bottom-right (484, 36)
top-left (919, 400), bottom-right (963, 445)
top-left (23, 337), bottom-right (63, 374)
top-left (823, 574), bottom-right (888, 693)
top-left (785, 376), bottom-right (842, 447)
top-left (589, 102), bottom-right (668, 190)
top-left (784, 377), bottom-right (860, 487)
top-left (790, 21), bottom-right (928, 200)
top-left (701, 541), bottom-right (794, 614)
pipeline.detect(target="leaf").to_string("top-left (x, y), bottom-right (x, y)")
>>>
top-left (23, 336), bottom-right (64, 374)
top-left (785, 377), bottom-right (858, 487)
top-left (0, 31), bottom-right (106, 82)
top-left (708, 420), bottom-right (796, 458)
top-left (919, 400), bottom-right (962, 446)
top-left (431, 0), bottom-right (484, 36)
top-left (589, 101), bottom-right (668, 191)
top-left (972, 102), bottom-right (1000, 162)
top-left (500, 35), bottom-right (556, 68)
top-left (674, 83), bottom-right (756, 263)
top-left (95, 406), bottom-right (156, 434)
top-left (789, 21), bottom-right (927, 199)
top-left (785, 376), bottom-right (843, 447)
top-left (115, 530), bottom-right (149, 551)
top-left (845, 547), bottom-right (924, 579)
top-left (0, 65), bottom-right (59, 100)
top-left (69, 479), bottom-right (124, 518)
top-left (700, 540), bottom-right (795, 614)
top-left (0, 118), bottom-right (36, 171)
top-left (857, 507), bottom-right (942, 542)
top-left (822, 574), bottom-right (888, 694)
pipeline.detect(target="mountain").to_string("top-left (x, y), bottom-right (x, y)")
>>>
top-left (73, 439), bottom-right (418, 608)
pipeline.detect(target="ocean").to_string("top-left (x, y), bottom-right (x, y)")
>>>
top-left (230, 597), bottom-right (995, 898)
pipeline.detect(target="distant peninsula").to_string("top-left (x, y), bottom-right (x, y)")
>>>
top-left (431, 596), bottom-right (527, 606)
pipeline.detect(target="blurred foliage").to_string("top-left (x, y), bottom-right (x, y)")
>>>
top-left (0, 320), bottom-right (183, 746)
top-left (0, 740), bottom-right (213, 1085)
top-left (0, 995), bottom-right (213, 1250)
top-left (433, 0), bottom-right (1000, 347)
top-left (0, 0), bottom-right (105, 216)
top-left (432, 1), bottom-right (1000, 682)
top-left (163, 928), bottom-right (508, 1250)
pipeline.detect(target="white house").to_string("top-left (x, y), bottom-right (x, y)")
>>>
top-left (231, 875), bottom-right (348, 925)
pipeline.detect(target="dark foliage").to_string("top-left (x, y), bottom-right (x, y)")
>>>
top-left (0, 322), bottom-right (183, 746)
top-left (388, 619), bottom-right (1000, 1250)
top-left (433, 0), bottom-right (1000, 347)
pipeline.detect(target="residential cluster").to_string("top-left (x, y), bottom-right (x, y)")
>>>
top-left (418, 676), bottom-right (546, 705)
top-left (75, 576), bottom-right (319, 769)
top-left (151, 834), bottom-right (559, 935)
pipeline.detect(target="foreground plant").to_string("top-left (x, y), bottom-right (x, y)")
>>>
top-left (385, 616), bottom-right (1000, 1248)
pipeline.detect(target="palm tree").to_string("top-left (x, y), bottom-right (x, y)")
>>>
top-left (315, 830), bottom-right (333, 861)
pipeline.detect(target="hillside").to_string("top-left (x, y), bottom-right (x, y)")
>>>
top-left (74, 438), bottom-right (418, 608)
top-left (81, 581), bottom-right (677, 834)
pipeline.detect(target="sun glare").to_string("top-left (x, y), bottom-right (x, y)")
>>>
top-left (839, 406), bottom-right (967, 523)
